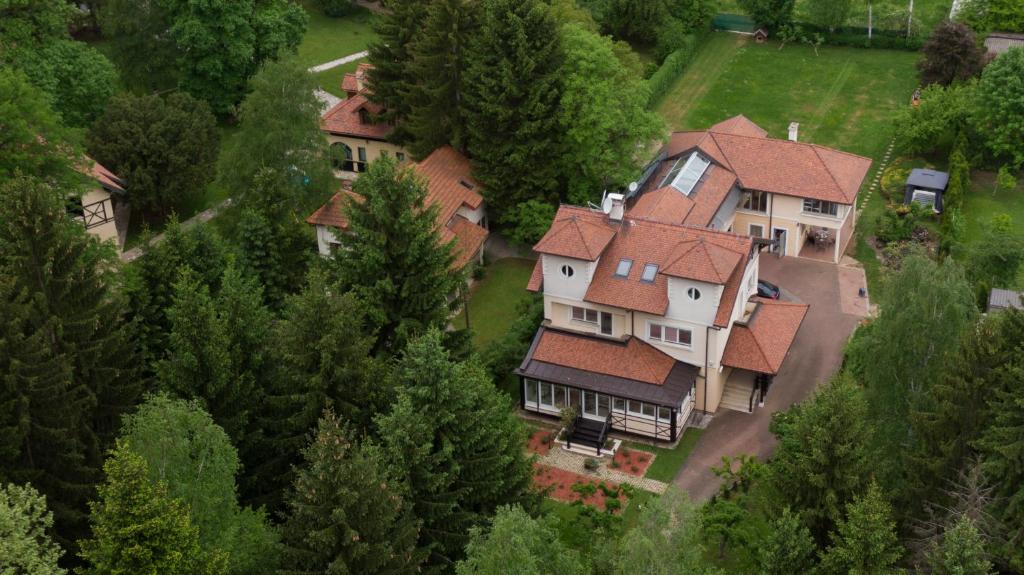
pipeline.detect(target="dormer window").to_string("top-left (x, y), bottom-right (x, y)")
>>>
top-left (560, 264), bottom-right (575, 278)
top-left (614, 258), bottom-right (633, 278)
top-left (459, 179), bottom-right (475, 190)
top-left (659, 152), bottom-right (710, 196)
top-left (687, 287), bottom-right (702, 301)
top-left (641, 263), bottom-right (658, 283)
top-left (358, 109), bottom-right (371, 125)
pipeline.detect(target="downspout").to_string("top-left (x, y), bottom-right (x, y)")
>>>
top-left (768, 192), bottom-right (777, 257)
top-left (704, 325), bottom-right (711, 413)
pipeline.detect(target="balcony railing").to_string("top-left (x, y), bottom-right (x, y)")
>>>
top-left (81, 199), bottom-right (113, 229)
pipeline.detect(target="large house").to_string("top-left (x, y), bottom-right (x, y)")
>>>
top-left (514, 115), bottom-right (871, 443)
top-left (628, 115), bottom-right (871, 263)
top-left (320, 63), bottom-right (409, 176)
top-left (306, 145), bottom-right (488, 270)
top-left (75, 158), bottom-right (127, 253)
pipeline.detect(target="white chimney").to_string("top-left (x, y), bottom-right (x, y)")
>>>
top-left (607, 193), bottom-right (625, 222)
top-left (788, 122), bottom-right (800, 142)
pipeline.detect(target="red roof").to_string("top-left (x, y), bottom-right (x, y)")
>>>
top-left (342, 62), bottom-right (375, 96)
top-left (446, 214), bottom-right (488, 269)
top-left (721, 299), bottom-right (809, 374)
top-left (526, 258), bottom-right (543, 292)
top-left (661, 239), bottom-right (742, 284)
top-left (305, 189), bottom-right (362, 227)
top-left (533, 214), bottom-right (617, 261)
top-left (321, 93), bottom-right (393, 141)
top-left (533, 329), bottom-right (676, 386)
top-left (82, 157), bottom-right (125, 194)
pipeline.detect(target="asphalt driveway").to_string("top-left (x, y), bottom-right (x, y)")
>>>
top-left (674, 255), bottom-right (868, 501)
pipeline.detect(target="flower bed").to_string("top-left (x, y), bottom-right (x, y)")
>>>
top-left (609, 446), bottom-right (654, 477)
top-left (526, 429), bottom-right (557, 456)
top-left (532, 464), bottom-right (628, 512)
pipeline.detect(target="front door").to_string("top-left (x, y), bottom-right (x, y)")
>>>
top-left (772, 227), bottom-right (788, 256)
top-left (599, 312), bottom-right (613, 335)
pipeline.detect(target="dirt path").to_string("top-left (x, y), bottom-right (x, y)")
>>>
top-left (120, 199), bottom-right (231, 263)
top-left (657, 33), bottom-right (748, 129)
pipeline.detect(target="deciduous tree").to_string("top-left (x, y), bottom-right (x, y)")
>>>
top-left (612, 487), bottom-right (712, 575)
top-left (456, 505), bottom-right (586, 575)
top-left (806, 0), bottom-right (853, 32)
top-left (0, 482), bottom-right (66, 575)
top-left (280, 410), bottom-right (423, 575)
top-left (375, 331), bottom-right (535, 571)
top-left (973, 48), bottom-right (1024, 165)
top-left (86, 92), bottom-right (219, 215)
top-left (918, 21), bottom-right (984, 87)
top-left (0, 69), bottom-right (78, 187)
top-left (736, 0), bottom-right (797, 31)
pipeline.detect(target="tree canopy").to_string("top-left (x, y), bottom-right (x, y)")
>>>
top-left (0, 482), bottom-right (66, 575)
top-left (972, 48), bottom-right (1024, 166)
top-left (918, 21), bottom-right (984, 87)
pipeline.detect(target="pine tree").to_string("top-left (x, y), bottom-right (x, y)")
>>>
top-left (768, 373), bottom-right (873, 542)
top-left (375, 330), bottom-right (535, 571)
top-left (926, 516), bottom-right (994, 575)
top-left (818, 484), bottom-right (905, 575)
top-left (243, 270), bottom-right (376, 510)
top-left (0, 482), bottom-right (66, 574)
top-left (462, 0), bottom-right (563, 221)
top-left (0, 175), bottom-right (142, 548)
top-left (336, 157), bottom-right (462, 355)
top-left (403, 0), bottom-right (481, 157)
top-left (758, 508), bottom-right (818, 575)
top-left (366, 0), bottom-right (429, 142)
top-left (280, 410), bottom-right (423, 575)
top-left (77, 442), bottom-right (227, 575)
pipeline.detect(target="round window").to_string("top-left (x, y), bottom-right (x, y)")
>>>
top-left (687, 287), bottom-right (702, 301)
top-left (560, 264), bottom-right (575, 278)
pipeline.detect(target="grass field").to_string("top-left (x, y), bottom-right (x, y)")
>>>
top-left (455, 257), bottom-right (536, 348)
top-left (296, 1), bottom-right (378, 70)
top-left (715, 0), bottom-right (953, 33)
top-left (623, 428), bottom-right (704, 483)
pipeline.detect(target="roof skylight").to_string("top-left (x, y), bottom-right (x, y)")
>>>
top-left (641, 263), bottom-right (659, 283)
top-left (658, 152), bottom-right (710, 196)
top-left (615, 258), bottom-right (633, 278)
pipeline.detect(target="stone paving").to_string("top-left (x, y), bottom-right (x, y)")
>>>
top-left (535, 443), bottom-right (668, 494)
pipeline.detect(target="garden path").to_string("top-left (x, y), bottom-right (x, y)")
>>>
top-left (120, 199), bottom-right (231, 263)
top-left (308, 50), bottom-right (369, 73)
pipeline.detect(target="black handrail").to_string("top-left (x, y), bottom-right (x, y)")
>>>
top-left (596, 411), bottom-right (612, 455)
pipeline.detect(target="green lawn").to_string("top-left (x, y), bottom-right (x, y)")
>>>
top-left (542, 489), bottom-right (656, 550)
top-left (456, 257), bottom-right (537, 348)
top-left (623, 427), bottom-right (704, 483)
top-left (715, 0), bottom-right (952, 33)
top-left (313, 60), bottom-right (362, 97)
top-left (296, 1), bottom-right (379, 69)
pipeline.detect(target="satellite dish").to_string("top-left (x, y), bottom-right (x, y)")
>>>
top-left (601, 195), bottom-right (613, 214)
top-left (628, 181), bottom-right (638, 193)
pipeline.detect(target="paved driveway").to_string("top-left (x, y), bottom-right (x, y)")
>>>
top-left (674, 255), bottom-right (867, 501)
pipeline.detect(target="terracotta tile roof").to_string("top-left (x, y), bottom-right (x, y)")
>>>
top-left (341, 73), bottom-right (358, 95)
top-left (411, 145), bottom-right (484, 231)
top-left (722, 299), bottom-right (809, 374)
top-left (532, 329), bottom-right (676, 386)
top-left (82, 157), bottom-right (125, 194)
top-left (709, 114), bottom-right (769, 138)
top-left (662, 239), bottom-right (742, 284)
top-left (321, 93), bottom-right (393, 141)
top-left (533, 208), bottom-right (617, 261)
top-left (628, 185), bottom-right (695, 224)
top-left (654, 116), bottom-right (871, 206)
top-left (445, 214), bottom-right (488, 269)
top-left (305, 147), bottom-right (487, 271)
top-left (305, 190), bottom-right (362, 227)
top-left (713, 260), bottom-right (746, 328)
top-left (342, 62), bottom-right (374, 96)
top-left (682, 168), bottom-right (737, 227)
top-left (526, 259), bottom-right (543, 292)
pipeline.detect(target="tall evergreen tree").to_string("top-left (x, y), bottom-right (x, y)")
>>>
top-left (243, 270), bottom-right (376, 510)
top-left (120, 395), bottom-right (279, 575)
top-left (817, 484), bottom-right (905, 575)
top-left (336, 157), bottom-right (462, 355)
top-left (0, 175), bottom-right (142, 548)
top-left (367, 0), bottom-right (430, 142)
top-left (462, 0), bottom-right (563, 222)
top-left (768, 374), bottom-right (873, 542)
top-left (280, 409), bottom-right (423, 575)
top-left (0, 482), bottom-right (66, 574)
top-left (77, 442), bottom-right (227, 575)
top-left (925, 516), bottom-right (994, 575)
top-left (403, 0), bottom-right (481, 157)
top-left (375, 331), bottom-right (535, 572)
top-left (757, 508), bottom-right (818, 575)
top-left (612, 487), bottom-right (712, 575)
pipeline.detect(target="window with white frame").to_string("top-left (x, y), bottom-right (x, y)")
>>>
top-left (524, 379), bottom-right (539, 404)
top-left (741, 190), bottom-right (768, 213)
top-left (648, 322), bottom-right (693, 346)
top-left (571, 306), bottom-right (598, 323)
top-left (687, 287), bottom-right (702, 301)
top-left (749, 223), bottom-right (764, 238)
top-left (802, 198), bottom-right (839, 216)
top-left (540, 381), bottom-right (553, 407)
top-left (641, 263), bottom-right (658, 283)
top-left (560, 264), bottom-right (575, 278)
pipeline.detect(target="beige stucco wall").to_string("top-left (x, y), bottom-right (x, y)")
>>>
top-left (734, 193), bottom-right (853, 262)
top-left (81, 187), bottom-right (120, 250)
top-left (326, 134), bottom-right (408, 176)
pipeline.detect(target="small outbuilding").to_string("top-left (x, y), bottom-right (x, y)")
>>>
top-left (903, 168), bottom-right (949, 213)
top-left (988, 288), bottom-right (1024, 313)
top-left (984, 32), bottom-right (1024, 57)
top-left (753, 28), bottom-right (769, 43)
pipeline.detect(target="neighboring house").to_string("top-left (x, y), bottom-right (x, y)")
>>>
top-left (320, 63), bottom-right (410, 177)
top-left (984, 32), bottom-right (1024, 57)
top-left (988, 288), bottom-right (1024, 313)
top-left (627, 115), bottom-right (872, 263)
top-left (903, 168), bottom-right (949, 213)
top-left (306, 145), bottom-right (488, 270)
top-left (74, 158), bottom-right (127, 253)
top-left (516, 196), bottom-right (808, 443)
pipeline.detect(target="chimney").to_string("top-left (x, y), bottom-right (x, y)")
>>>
top-left (788, 122), bottom-right (799, 142)
top-left (607, 193), bottom-right (625, 222)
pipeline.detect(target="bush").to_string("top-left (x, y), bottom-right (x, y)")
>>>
top-left (655, 18), bottom-right (691, 62)
top-left (880, 166), bottom-right (909, 201)
top-left (583, 458), bottom-right (600, 472)
top-left (876, 203), bottom-right (927, 244)
top-left (646, 35), bottom-right (698, 108)
top-left (315, 0), bottom-right (357, 17)
top-left (572, 481), bottom-right (598, 497)
top-left (598, 482), bottom-right (619, 497)
top-left (604, 497), bottom-right (622, 512)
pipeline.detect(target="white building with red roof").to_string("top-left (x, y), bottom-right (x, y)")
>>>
top-left (76, 157), bottom-right (128, 253)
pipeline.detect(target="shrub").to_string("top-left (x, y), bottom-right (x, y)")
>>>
top-left (572, 481), bottom-right (598, 498)
top-left (560, 406), bottom-right (579, 437)
top-left (880, 166), bottom-right (909, 200)
top-left (610, 460), bottom-right (621, 469)
top-left (605, 497), bottom-right (622, 512)
top-left (655, 18), bottom-right (691, 62)
top-left (631, 465), bottom-right (640, 473)
top-left (646, 35), bottom-right (698, 107)
top-left (584, 458), bottom-right (600, 472)
top-left (599, 483), bottom-right (619, 497)
top-left (471, 265), bottom-right (485, 281)
top-left (315, 0), bottom-right (357, 17)
top-left (620, 483), bottom-right (637, 497)
top-left (876, 203), bottom-right (927, 244)
top-left (505, 199), bottom-right (556, 246)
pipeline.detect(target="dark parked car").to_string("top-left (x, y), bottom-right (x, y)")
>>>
top-left (757, 279), bottom-right (781, 300)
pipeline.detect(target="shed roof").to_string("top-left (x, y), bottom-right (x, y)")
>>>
top-left (984, 33), bottom-right (1024, 55)
top-left (907, 168), bottom-right (949, 191)
top-left (988, 288), bottom-right (1024, 311)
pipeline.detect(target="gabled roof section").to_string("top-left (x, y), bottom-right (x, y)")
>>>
top-left (532, 328), bottom-right (676, 386)
top-left (411, 145), bottom-right (484, 228)
top-left (305, 189), bottom-right (363, 228)
top-left (662, 239), bottom-right (742, 284)
top-left (628, 185), bottom-right (695, 224)
top-left (85, 157), bottom-right (126, 194)
top-left (533, 206), bottom-right (617, 261)
top-left (321, 93), bottom-right (393, 141)
top-left (526, 259), bottom-right (543, 292)
top-left (722, 299), bottom-right (809, 374)
top-left (709, 114), bottom-right (769, 138)
top-left (445, 214), bottom-right (488, 270)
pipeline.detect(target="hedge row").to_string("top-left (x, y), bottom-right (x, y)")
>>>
top-left (646, 34), bottom-right (698, 108)
top-left (790, 22), bottom-right (926, 51)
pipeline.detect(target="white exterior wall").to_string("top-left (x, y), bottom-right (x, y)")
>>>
top-left (541, 254), bottom-right (597, 301)
top-left (456, 203), bottom-right (486, 226)
top-left (665, 277), bottom-right (721, 325)
top-left (315, 225), bottom-right (339, 256)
